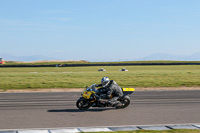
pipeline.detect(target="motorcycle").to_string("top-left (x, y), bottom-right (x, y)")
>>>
top-left (76, 85), bottom-right (135, 110)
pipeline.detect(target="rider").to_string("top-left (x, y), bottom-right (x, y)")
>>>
top-left (95, 77), bottom-right (123, 107)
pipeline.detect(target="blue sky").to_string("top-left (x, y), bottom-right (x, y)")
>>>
top-left (0, 0), bottom-right (200, 61)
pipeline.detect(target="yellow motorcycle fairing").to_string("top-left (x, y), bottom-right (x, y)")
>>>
top-left (82, 88), bottom-right (96, 99)
top-left (122, 88), bottom-right (135, 94)
top-left (122, 88), bottom-right (135, 92)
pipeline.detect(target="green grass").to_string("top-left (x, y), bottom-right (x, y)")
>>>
top-left (0, 65), bottom-right (200, 90)
top-left (86, 129), bottom-right (200, 133)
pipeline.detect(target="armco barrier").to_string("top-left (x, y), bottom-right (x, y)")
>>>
top-left (0, 124), bottom-right (200, 133)
top-left (1, 62), bottom-right (200, 67)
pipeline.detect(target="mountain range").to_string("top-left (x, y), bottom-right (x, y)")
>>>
top-left (136, 53), bottom-right (200, 61)
top-left (1, 53), bottom-right (200, 62)
top-left (0, 54), bottom-right (57, 62)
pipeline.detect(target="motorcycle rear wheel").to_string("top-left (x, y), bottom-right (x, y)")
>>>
top-left (116, 96), bottom-right (130, 109)
top-left (76, 98), bottom-right (91, 110)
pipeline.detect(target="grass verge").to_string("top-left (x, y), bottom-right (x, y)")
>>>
top-left (0, 65), bottom-right (200, 90)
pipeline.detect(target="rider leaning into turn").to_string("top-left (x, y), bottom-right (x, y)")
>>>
top-left (95, 77), bottom-right (123, 107)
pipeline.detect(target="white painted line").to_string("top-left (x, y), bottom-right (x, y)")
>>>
top-left (109, 126), bottom-right (138, 131)
top-left (78, 127), bottom-right (112, 132)
top-left (18, 130), bottom-right (49, 133)
top-left (139, 126), bottom-right (170, 130)
top-left (1, 124), bottom-right (200, 133)
top-left (193, 125), bottom-right (200, 129)
top-left (169, 125), bottom-right (199, 129)
top-left (0, 131), bottom-right (16, 133)
top-left (49, 128), bottom-right (80, 133)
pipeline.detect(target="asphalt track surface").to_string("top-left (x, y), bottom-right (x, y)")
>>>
top-left (0, 90), bottom-right (200, 129)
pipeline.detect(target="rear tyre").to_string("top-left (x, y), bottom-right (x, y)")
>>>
top-left (116, 96), bottom-right (130, 109)
top-left (76, 98), bottom-right (91, 110)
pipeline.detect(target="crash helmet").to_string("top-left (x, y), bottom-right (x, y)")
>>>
top-left (101, 77), bottom-right (110, 87)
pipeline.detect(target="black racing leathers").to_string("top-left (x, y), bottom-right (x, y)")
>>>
top-left (98, 80), bottom-right (123, 107)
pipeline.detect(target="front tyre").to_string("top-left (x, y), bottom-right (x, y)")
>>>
top-left (76, 97), bottom-right (91, 110)
top-left (116, 96), bottom-right (130, 109)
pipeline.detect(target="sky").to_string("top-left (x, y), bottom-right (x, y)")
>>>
top-left (0, 0), bottom-right (200, 61)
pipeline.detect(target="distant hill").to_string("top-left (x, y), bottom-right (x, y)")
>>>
top-left (136, 53), bottom-right (200, 61)
top-left (1, 53), bottom-right (200, 62)
top-left (0, 54), bottom-right (57, 62)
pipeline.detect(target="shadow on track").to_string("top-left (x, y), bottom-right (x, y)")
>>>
top-left (48, 108), bottom-right (115, 112)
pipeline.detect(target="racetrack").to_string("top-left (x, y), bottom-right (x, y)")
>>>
top-left (0, 90), bottom-right (200, 129)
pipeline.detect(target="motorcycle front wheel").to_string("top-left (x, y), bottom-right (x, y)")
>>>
top-left (116, 96), bottom-right (130, 109)
top-left (76, 97), bottom-right (91, 110)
